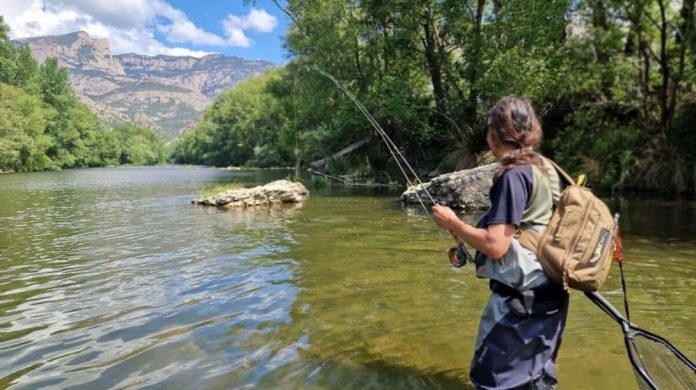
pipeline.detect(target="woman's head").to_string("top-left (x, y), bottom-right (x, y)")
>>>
top-left (486, 96), bottom-right (543, 177)
top-left (486, 96), bottom-right (542, 155)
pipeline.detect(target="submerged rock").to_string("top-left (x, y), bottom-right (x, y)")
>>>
top-left (192, 180), bottom-right (309, 208)
top-left (400, 164), bottom-right (498, 211)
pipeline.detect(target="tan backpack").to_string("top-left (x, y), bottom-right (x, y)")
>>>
top-left (518, 160), bottom-right (617, 292)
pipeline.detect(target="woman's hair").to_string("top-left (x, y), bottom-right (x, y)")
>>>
top-left (486, 96), bottom-right (544, 179)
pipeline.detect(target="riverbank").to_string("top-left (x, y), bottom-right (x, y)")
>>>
top-left (218, 165), bottom-right (294, 171)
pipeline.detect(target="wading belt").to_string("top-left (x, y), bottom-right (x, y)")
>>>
top-left (489, 279), bottom-right (568, 318)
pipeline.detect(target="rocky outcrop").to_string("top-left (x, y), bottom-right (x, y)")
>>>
top-left (192, 180), bottom-right (309, 209)
top-left (16, 31), bottom-right (273, 140)
top-left (401, 164), bottom-right (498, 211)
top-left (19, 31), bottom-right (126, 76)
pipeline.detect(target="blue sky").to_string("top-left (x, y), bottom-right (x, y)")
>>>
top-left (0, 0), bottom-right (291, 63)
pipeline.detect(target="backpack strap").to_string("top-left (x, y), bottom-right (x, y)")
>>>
top-left (516, 157), bottom-right (572, 253)
top-left (542, 157), bottom-right (576, 186)
top-left (516, 227), bottom-right (541, 253)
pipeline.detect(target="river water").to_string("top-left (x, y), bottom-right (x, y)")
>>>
top-left (0, 166), bottom-right (694, 389)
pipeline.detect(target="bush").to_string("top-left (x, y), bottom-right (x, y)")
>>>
top-left (553, 101), bottom-right (641, 192)
top-left (248, 144), bottom-right (283, 168)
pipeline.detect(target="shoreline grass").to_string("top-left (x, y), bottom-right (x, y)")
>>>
top-left (201, 182), bottom-right (245, 198)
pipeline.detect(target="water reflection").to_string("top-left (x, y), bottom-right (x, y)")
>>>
top-left (0, 167), bottom-right (300, 389)
top-left (266, 195), bottom-right (480, 388)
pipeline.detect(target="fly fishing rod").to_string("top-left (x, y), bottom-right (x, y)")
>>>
top-left (306, 66), bottom-right (433, 206)
top-left (304, 65), bottom-right (473, 267)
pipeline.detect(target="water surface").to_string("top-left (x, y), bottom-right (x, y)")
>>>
top-left (0, 166), bottom-right (694, 389)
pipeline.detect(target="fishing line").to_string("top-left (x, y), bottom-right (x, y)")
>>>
top-left (304, 66), bottom-right (435, 212)
top-left (303, 65), bottom-right (474, 267)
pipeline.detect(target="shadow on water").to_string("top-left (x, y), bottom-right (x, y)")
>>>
top-left (253, 353), bottom-right (474, 389)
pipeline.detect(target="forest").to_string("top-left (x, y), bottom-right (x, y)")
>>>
top-left (0, 17), bottom-right (167, 172)
top-left (174, 0), bottom-right (696, 193)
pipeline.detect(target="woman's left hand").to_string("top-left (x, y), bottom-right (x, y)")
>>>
top-left (432, 204), bottom-right (459, 230)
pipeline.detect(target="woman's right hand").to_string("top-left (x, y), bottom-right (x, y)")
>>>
top-left (432, 204), bottom-right (458, 231)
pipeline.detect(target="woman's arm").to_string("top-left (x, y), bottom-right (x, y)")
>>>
top-left (432, 204), bottom-right (516, 259)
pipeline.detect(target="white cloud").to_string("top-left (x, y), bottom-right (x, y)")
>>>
top-left (222, 8), bottom-right (277, 47)
top-left (107, 27), bottom-right (214, 57)
top-left (160, 47), bottom-right (213, 57)
top-left (154, 6), bottom-right (226, 46)
top-left (157, 20), bottom-right (226, 46)
top-left (223, 27), bottom-right (252, 48)
top-left (0, 1), bottom-right (278, 57)
top-left (225, 9), bottom-right (278, 33)
top-left (58, 0), bottom-right (160, 29)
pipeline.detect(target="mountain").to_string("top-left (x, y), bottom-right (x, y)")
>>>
top-left (17, 31), bottom-right (274, 141)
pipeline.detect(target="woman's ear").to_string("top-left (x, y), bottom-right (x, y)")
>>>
top-left (487, 130), bottom-right (503, 159)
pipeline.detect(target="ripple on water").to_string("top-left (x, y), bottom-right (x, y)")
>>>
top-left (1, 168), bottom-right (695, 389)
top-left (0, 168), bottom-right (301, 389)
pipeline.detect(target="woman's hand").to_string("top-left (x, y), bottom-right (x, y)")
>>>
top-left (432, 204), bottom-right (459, 231)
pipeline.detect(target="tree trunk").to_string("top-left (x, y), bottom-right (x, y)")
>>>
top-left (382, 18), bottom-right (390, 74)
top-left (657, 0), bottom-right (671, 129)
top-left (465, 0), bottom-right (486, 122)
top-left (349, 4), bottom-right (367, 94)
top-left (592, 0), bottom-right (613, 99)
top-left (668, 0), bottom-right (693, 119)
top-left (421, 2), bottom-right (448, 126)
top-left (635, 10), bottom-right (651, 118)
top-left (493, 0), bottom-right (502, 41)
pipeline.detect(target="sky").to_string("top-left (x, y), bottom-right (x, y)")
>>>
top-left (0, 0), bottom-right (291, 63)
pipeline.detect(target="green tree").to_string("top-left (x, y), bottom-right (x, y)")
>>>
top-left (0, 16), bottom-right (170, 172)
top-left (92, 128), bottom-right (122, 167)
top-left (173, 70), bottom-right (292, 168)
top-left (553, 0), bottom-right (696, 192)
top-left (0, 15), bottom-right (18, 86)
top-left (39, 57), bottom-right (73, 110)
top-left (187, 0), bottom-right (696, 192)
top-left (15, 45), bottom-right (40, 91)
top-left (0, 84), bottom-right (53, 171)
top-left (114, 124), bottom-right (168, 165)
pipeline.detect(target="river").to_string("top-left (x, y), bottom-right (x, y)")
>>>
top-left (0, 166), bottom-right (694, 389)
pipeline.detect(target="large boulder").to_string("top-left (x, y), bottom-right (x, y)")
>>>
top-left (192, 180), bottom-right (309, 208)
top-left (401, 164), bottom-right (498, 211)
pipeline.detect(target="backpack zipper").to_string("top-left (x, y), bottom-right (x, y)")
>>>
top-left (562, 189), bottom-right (595, 273)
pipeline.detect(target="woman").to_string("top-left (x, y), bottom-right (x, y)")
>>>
top-left (432, 96), bottom-right (568, 390)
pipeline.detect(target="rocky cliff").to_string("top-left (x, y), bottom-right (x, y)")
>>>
top-left (17, 31), bottom-right (273, 141)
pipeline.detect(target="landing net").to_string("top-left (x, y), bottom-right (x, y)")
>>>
top-left (627, 328), bottom-right (696, 390)
top-left (586, 292), bottom-right (696, 390)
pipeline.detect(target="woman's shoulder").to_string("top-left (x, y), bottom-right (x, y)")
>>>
top-left (498, 164), bottom-right (534, 185)
top-left (491, 164), bottom-right (534, 201)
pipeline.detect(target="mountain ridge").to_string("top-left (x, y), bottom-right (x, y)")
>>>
top-left (16, 31), bottom-right (274, 141)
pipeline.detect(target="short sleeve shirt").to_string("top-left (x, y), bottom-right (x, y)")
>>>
top-left (476, 165), bottom-right (533, 229)
top-left (473, 163), bottom-right (556, 290)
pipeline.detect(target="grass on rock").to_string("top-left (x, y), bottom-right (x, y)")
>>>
top-left (201, 182), bottom-right (245, 197)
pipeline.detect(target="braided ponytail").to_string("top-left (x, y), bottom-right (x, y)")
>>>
top-left (486, 96), bottom-right (544, 180)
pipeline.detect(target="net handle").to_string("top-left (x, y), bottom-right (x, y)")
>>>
top-left (585, 292), bottom-right (658, 390)
top-left (585, 292), bottom-right (630, 330)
